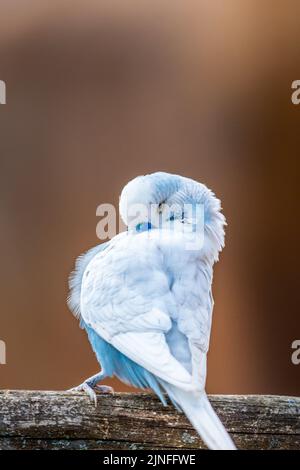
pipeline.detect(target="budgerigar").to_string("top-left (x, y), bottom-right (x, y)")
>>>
top-left (68, 172), bottom-right (236, 450)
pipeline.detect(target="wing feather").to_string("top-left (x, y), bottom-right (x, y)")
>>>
top-left (80, 232), bottom-right (196, 390)
top-left (111, 331), bottom-right (194, 390)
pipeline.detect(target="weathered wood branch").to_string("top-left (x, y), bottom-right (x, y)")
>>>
top-left (0, 391), bottom-right (299, 450)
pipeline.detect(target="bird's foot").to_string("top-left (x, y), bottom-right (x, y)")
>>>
top-left (68, 382), bottom-right (114, 407)
top-left (94, 384), bottom-right (114, 394)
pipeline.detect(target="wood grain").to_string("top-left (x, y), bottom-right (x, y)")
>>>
top-left (0, 391), bottom-right (299, 450)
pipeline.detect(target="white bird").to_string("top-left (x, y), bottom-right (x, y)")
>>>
top-left (68, 172), bottom-right (236, 450)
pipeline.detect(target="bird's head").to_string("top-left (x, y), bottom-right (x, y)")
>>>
top-left (119, 172), bottom-right (226, 258)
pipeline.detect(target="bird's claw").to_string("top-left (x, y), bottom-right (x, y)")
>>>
top-left (68, 382), bottom-right (114, 407)
top-left (94, 384), bottom-right (114, 395)
top-left (68, 382), bottom-right (98, 406)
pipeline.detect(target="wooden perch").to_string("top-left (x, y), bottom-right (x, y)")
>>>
top-left (0, 391), bottom-right (299, 450)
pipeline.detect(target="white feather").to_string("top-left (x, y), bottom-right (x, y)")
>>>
top-left (70, 172), bottom-right (235, 449)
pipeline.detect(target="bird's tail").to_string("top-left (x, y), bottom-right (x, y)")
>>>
top-left (163, 384), bottom-right (236, 450)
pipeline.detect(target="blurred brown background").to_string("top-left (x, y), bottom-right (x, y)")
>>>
top-left (0, 1), bottom-right (299, 395)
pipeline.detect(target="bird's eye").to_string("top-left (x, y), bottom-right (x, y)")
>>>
top-left (169, 214), bottom-right (175, 221)
top-left (136, 222), bottom-right (152, 232)
top-left (158, 201), bottom-right (166, 213)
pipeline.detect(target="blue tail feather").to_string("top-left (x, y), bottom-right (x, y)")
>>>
top-left (84, 323), bottom-right (167, 405)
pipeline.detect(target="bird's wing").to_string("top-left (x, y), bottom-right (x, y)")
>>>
top-left (171, 264), bottom-right (214, 389)
top-left (68, 241), bottom-right (110, 320)
top-left (80, 231), bottom-right (194, 390)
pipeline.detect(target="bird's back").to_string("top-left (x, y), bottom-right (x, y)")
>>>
top-left (76, 228), bottom-right (213, 373)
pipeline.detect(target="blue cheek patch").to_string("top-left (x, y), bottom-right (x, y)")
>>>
top-left (136, 222), bottom-right (152, 232)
